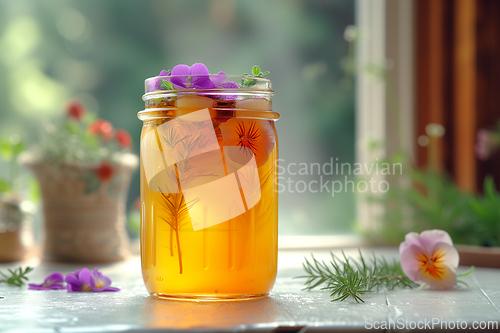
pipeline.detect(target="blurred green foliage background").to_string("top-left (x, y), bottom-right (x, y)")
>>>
top-left (0, 0), bottom-right (355, 235)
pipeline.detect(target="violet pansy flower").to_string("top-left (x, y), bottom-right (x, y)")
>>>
top-left (221, 81), bottom-right (239, 89)
top-left (399, 229), bottom-right (459, 290)
top-left (28, 272), bottom-right (66, 290)
top-left (211, 71), bottom-right (227, 87)
top-left (146, 69), bottom-right (170, 92)
top-left (170, 63), bottom-right (214, 89)
top-left (65, 267), bottom-right (120, 292)
top-left (147, 63), bottom-right (243, 92)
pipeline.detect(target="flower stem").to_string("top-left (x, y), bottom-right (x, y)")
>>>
top-left (175, 228), bottom-right (183, 274)
top-left (171, 163), bottom-right (185, 274)
top-left (169, 228), bottom-right (174, 257)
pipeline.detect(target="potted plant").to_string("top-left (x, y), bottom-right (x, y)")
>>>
top-left (361, 123), bottom-right (500, 268)
top-left (0, 134), bottom-right (36, 262)
top-left (21, 101), bottom-right (138, 263)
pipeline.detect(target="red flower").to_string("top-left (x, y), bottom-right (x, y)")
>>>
top-left (89, 119), bottom-right (114, 141)
top-left (96, 162), bottom-right (114, 181)
top-left (66, 100), bottom-right (86, 121)
top-left (116, 129), bottom-right (132, 149)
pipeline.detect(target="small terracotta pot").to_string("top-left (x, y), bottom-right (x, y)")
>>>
top-left (23, 153), bottom-right (138, 263)
top-left (0, 199), bottom-right (26, 262)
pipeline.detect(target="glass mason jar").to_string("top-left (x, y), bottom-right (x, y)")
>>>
top-left (138, 74), bottom-right (279, 300)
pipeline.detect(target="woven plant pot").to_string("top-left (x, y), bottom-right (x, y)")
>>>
top-left (23, 153), bottom-right (138, 263)
top-left (0, 199), bottom-right (26, 262)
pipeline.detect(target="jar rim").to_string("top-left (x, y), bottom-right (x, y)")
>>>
top-left (137, 108), bottom-right (280, 121)
top-left (144, 75), bottom-right (272, 94)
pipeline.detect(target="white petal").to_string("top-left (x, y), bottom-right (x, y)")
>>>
top-left (432, 242), bottom-right (460, 270)
top-left (416, 262), bottom-right (457, 290)
top-left (400, 244), bottom-right (425, 282)
top-left (418, 229), bottom-right (454, 250)
top-left (399, 232), bottom-right (420, 254)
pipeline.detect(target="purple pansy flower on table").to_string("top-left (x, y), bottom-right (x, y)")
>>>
top-left (28, 272), bottom-right (66, 290)
top-left (65, 267), bottom-right (120, 292)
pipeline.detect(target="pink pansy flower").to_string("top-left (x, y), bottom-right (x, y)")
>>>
top-left (475, 129), bottom-right (500, 161)
top-left (399, 230), bottom-right (459, 290)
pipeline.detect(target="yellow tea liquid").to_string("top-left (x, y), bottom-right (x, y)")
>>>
top-left (139, 99), bottom-right (278, 300)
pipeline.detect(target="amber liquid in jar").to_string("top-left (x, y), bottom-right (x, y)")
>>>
top-left (139, 93), bottom-right (279, 300)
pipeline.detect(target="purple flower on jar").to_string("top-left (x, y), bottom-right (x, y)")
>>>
top-left (169, 63), bottom-right (215, 89)
top-left (28, 272), bottom-right (66, 290)
top-left (208, 71), bottom-right (239, 89)
top-left (221, 81), bottom-right (239, 89)
top-left (146, 69), bottom-right (170, 92)
top-left (65, 267), bottom-right (120, 292)
top-left (214, 80), bottom-right (240, 100)
top-left (211, 71), bottom-right (228, 87)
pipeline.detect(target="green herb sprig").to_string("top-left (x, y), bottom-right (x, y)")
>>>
top-left (160, 79), bottom-right (174, 90)
top-left (297, 251), bottom-right (418, 303)
top-left (298, 251), bottom-right (475, 303)
top-left (241, 65), bottom-right (269, 88)
top-left (0, 267), bottom-right (33, 286)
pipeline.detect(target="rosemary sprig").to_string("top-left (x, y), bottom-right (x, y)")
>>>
top-left (297, 250), bottom-right (418, 303)
top-left (0, 267), bottom-right (33, 286)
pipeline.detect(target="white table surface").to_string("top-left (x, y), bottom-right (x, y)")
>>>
top-left (1, 247), bottom-right (499, 332)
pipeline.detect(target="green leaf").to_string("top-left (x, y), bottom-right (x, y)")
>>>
top-left (84, 176), bottom-right (101, 194)
top-left (127, 210), bottom-right (141, 236)
top-left (66, 121), bottom-right (80, 135)
top-left (84, 132), bottom-right (100, 149)
top-left (28, 178), bottom-right (40, 202)
top-left (83, 112), bottom-right (98, 123)
top-left (160, 79), bottom-right (174, 90)
top-left (0, 267), bottom-right (33, 286)
top-left (11, 140), bottom-right (24, 156)
top-left (0, 178), bottom-right (11, 193)
top-left (0, 139), bottom-right (13, 161)
top-left (252, 65), bottom-right (261, 76)
top-left (483, 176), bottom-right (496, 199)
top-left (458, 266), bottom-right (475, 277)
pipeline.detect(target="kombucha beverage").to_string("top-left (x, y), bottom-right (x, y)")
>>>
top-left (138, 75), bottom-right (279, 300)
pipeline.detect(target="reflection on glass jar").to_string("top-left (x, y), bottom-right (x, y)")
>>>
top-left (138, 75), bottom-right (279, 300)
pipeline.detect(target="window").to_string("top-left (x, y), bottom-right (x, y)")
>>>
top-left (0, 0), bottom-right (356, 236)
